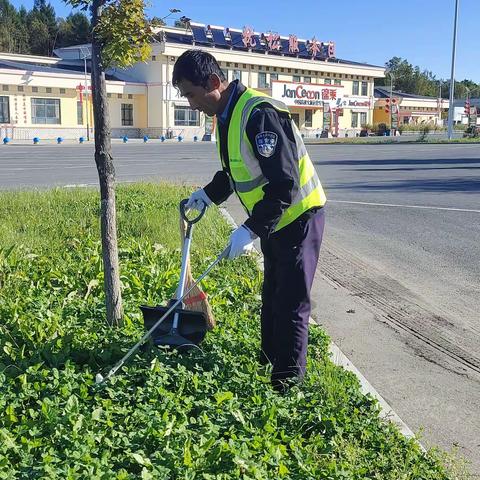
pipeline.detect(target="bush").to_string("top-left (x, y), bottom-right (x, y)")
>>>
top-left (417, 125), bottom-right (431, 141)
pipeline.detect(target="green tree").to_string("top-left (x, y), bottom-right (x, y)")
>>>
top-left (63, 0), bottom-right (155, 327)
top-left (0, 0), bottom-right (29, 53)
top-left (56, 12), bottom-right (91, 48)
top-left (25, 0), bottom-right (58, 55)
top-left (28, 15), bottom-right (51, 55)
top-left (377, 56), bottom-right (480, 100)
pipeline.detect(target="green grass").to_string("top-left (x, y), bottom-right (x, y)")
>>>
top-left (0, 184), bottom-right (471, 478)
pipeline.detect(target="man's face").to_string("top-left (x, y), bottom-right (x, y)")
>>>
top-left (176, 75), bottom-right (222, 117)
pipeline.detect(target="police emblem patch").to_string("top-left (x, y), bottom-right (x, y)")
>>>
top-left (255, 131), bottom-right (278, 158)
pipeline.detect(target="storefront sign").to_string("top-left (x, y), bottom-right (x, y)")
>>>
top-left (335, 96), bottom-right (371, 110)
top-left (323, 102), bottom-right (331, 131)
top-left (469, 106), bottom-right (478, 127)
top-left (391, 104), bottom-right (399, 129)
top-left (272, 81), bottom-right (340, 107)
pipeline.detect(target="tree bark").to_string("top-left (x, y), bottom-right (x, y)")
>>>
top-left (91, 0), bottom-right (123, 326)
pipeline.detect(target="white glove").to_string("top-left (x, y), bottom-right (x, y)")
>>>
top-left (227, 225), bottom-right (257, 260)
top-left (185, 188), bottom-right (212, 212)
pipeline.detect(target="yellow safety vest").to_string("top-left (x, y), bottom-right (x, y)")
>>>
top-left (216, 87), bottom-right (326, 232)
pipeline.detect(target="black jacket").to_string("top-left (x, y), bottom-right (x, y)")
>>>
top-left (204, 80), bottom-right (306, 239)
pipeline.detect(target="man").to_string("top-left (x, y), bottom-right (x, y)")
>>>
top-left (173, 50), bottom-right (326, 392)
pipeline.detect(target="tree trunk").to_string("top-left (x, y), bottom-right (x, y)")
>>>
top-left (91, 0), bottom-right (123, 327)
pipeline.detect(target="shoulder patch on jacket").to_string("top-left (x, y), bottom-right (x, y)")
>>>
top-left (255, 131), bottom-right (278, 158)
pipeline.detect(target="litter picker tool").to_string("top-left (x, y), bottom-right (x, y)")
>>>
top-left (95, 200), bottom-right (229, 386)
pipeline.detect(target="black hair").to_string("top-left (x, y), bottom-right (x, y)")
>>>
top-left (172, 49), bottom-right (226, 87)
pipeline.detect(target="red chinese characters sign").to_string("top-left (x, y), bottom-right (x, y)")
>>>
top-left (76, 83), bottom-right (92, 103)
top-left (308, 37), bottom-right (321, 58)
top-left (242, 26), bottom-right (256, 48)
top-left (237, 25), bottom-right (334, 58)
top-left (288, 34), bottom-right (299, 53)
top-left (321, 88), bottom-right (336, 100)
top-left (266, 32), bottom-right (281, 51)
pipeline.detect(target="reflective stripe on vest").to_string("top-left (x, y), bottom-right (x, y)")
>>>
top-left (217, 87), bottom-right (326, 231)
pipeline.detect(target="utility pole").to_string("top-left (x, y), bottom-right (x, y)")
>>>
top-left (389, 72), bottom-right (394, 129)
top-left (447, 0), bottom-right (460, 140)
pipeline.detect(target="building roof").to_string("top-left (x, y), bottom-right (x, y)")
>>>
top-left (374, 87), bottom-right (441, 100)
top-left (452, 98), bottom-right (480, 107)
top-left (160, 24), bottom-right (383, 70)
top-left (0, 57), bottom-right (122, 81)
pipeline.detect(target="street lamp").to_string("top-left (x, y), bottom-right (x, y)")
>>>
top-left (447, 0), bottom-right (460, 140)
top-left (162, 8), bottom-right (181, 21)
top-left (78, 46), bottom-right (91, 142)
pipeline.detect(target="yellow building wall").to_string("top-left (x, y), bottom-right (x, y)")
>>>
top-left (2, 86), bottom-right (80, 128)
top-left (373, 106), bottom-right (390, 125)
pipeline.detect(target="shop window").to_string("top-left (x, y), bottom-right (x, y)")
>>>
top-left (351, 112), bottom-right (359, 128)
top-left (174, 105), bottom-right (200, 126)
top-left (304, 76), bottom-right (311, 84)
top-left (0, 96), bottom-right (10, 123)
top-left (121, 103), bottom-right (133, 126)
top-left (232, 69), bottom-right (241, 81)
top-left (361, 81), bottom-right (368, 96)
top-left (77, 101), bottom-right (83, 125)
top-left (334, 79), bottom-right (342, 85)
top-left (31, 98), bottom-right (61, 124)
top-left (258, 72), bottom-right (268, 88)
top-left (305, 109), bottom-right (313, 127)
top-left (352, 81), bottom-right (359, 95)
top-left (324, 78), bottom-right (332, 85)
top-left (292, 75), bottom-right (301, 83)
top-left (360, 112), bottom-right (367, 126)
top-left (270, 73), bottom-right (278, 83)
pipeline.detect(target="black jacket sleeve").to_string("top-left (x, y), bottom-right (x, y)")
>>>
top-left (243, 104), bottom-right (301, 238)
top-left (203, 170), bottom-right (233, 205)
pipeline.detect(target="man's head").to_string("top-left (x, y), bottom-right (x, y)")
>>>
top-left (172, 50), bottom-right (228, 116)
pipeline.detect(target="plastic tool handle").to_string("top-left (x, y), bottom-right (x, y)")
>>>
top-left (180, 198), bottom-right (207, 225)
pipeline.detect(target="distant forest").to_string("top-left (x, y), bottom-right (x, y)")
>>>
top-left (1, 0), bottom-right (478, 100)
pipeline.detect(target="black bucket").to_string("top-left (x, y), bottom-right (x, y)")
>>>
top-left (140, 303), bottom-right (207, 349)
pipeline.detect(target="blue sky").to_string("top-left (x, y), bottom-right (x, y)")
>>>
top-left (10, 0), bottom-right (480, 81)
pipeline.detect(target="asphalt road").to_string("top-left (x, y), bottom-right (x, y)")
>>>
top-left (1, 141), bottom-right (479, 473)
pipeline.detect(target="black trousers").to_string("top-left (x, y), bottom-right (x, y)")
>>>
top-left (259, 208), bottom-right (325, 385)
